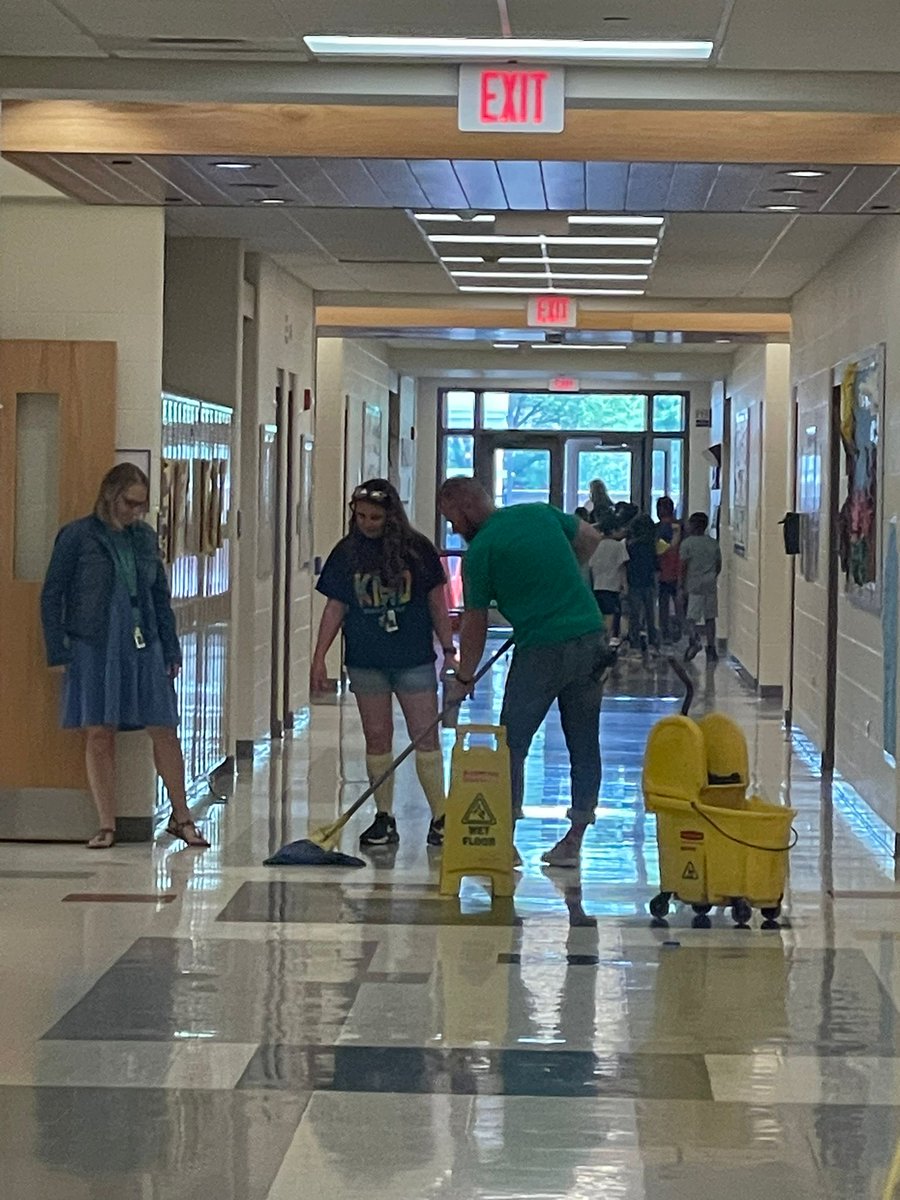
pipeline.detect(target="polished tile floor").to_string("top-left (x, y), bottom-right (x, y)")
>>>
top-left (3, 641), bottom-right (900, 1198)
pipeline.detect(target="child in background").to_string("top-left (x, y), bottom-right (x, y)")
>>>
top-left (625, 514), bottom-right (660, 652)
top-left (655, 496), bottom-right (682, 643)
top-left (588, 512), bottom-right (628, 642)
top-left (680, 511), bottom-right (722, 664)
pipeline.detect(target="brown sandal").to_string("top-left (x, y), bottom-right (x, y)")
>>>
top-left (87, 828), bottom-right (116, 849)
top-left (166, 817), bottom-right (210, 848)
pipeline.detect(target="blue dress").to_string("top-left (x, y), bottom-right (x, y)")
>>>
top-left (62, 577), bottom-right (179, 731)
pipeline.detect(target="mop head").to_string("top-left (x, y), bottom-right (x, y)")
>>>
top-left (264, 839), bottom-right (366, 868)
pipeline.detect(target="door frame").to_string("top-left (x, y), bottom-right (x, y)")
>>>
top-left (564, 433), bottom-right (645, 512)
top-left (475, 432), bottom-right (562, 508)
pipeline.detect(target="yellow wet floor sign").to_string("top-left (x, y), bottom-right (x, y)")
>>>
top-left (440, 724), bottom-right (515, 899)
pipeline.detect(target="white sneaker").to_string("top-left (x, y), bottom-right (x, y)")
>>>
top-left (541, 837), bottom-right (583, 868)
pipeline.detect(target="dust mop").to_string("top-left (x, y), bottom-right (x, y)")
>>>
top-left (264, 638), bottom-right (514, 868)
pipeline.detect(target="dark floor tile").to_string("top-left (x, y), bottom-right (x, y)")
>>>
top-left (218, 881), bottom-right (521, 926)
top-left (0, 1085), bottom-right (308, 1200)
top-left (237, 1044), bottom-right (712, 1100)
top-left (43, 936), bottom-right (376, 1043)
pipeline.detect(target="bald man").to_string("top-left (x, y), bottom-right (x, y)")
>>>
top-left (440, 477), bottom-right (611, 868)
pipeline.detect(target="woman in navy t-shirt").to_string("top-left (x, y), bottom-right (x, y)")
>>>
top-left (311, 479), bottom-right (456, 848)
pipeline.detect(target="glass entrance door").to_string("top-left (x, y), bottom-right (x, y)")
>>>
top-left (564, 437), bottom-right (642, 514)
top-left (476, 435), bottom-right (563, 510)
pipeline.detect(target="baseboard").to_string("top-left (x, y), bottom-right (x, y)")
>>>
top-left (732, 658), bottom-right (758, 691)
top-left (115, 816), bottom-right (153, 843)
top-left (235, 739), bottom-right (256, 762)
top-left (759, 684), bottom-right (784, 701)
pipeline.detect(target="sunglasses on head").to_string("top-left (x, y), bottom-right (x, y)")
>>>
top-left (351, 486), bottom-right (388, 503)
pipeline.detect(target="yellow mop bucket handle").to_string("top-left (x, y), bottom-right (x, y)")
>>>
top-left (454, 724), bottom-right (508, 749)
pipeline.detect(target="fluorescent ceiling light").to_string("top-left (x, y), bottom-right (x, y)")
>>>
top-left (498, 256), bottom-right (654, 265)
top-left (441, 256), bottom-right (485, 263)
top-left (304, 35), bottom-right (714, 62)
top-left (459, 285), bottom-right (645, 295)
top-left (430, 235), bottom-right (658, 246)
top-left (532, 343), bottom-right (627, 351)
top-left (257, 198), bottom-right (286, 205)
top-left (493, 342), bottom-right (519, 349)
top-left (764, 204), bottom-right (799, 212)
top-left (451, 271), bottom-right (649, 281)
top-left (213, 161), bottom-right (256, 170)
top-left (783, 169), bottom-right (829, 178)
top-left (415, 212), bottom-right (494, 222)
top-left (568, 215), bottom-right (664, 226)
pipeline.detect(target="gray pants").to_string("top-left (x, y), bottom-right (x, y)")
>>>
top-left (499, 630), bottom-right (607, 827)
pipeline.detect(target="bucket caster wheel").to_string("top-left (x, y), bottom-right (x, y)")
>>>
top-left (649, 893), bottom-right (671, 922)
top-left (691, 904), bottom-right (712, 930)
top-left (760, 904), bottom-right (782, 931)
top-left (732, 898), bottom-right (753, 928)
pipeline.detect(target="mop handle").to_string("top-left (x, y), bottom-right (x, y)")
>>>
top-left (339, 637), bottom-right (515, 823)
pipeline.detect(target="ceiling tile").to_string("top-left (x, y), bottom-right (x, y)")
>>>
top-left (585, 163), bottom-right (628, 211)
top-left (451, 160), bottom-right (510, 210)
top-left (721, 0), bottom-right (900, 71)
top-left (313, 160), bottom-right (391, 206)
top-left (541, 161), bottom-right (586, 211)
top-left (0, 0), bottom-right (104, 56)
top-left (704, 164), bottom-right (766, 212)
top-left (290, 209), bottom-right (436, 262)
top-left (407, 161), bottom-right (470, 210)
top-left (496, 161), bottom-right (547, 210)
top-left (820, 167), bottom-right (900, 214)
top-left (275, 0), bottom-right (502, 36)
top-left (625, 163), bottom-right (674, 211)
top-left (666, 164), bottom-right (720, 211)
top-left (360, 159), bottom-right (429, 207)
top-left (507, 0), bottom-right (726, 38)
top-left (342, 263), bottom-right (456, 293)
top-left (59, 0), bottom-right (292, 40)
top-left (273, 159), bottom-right (351, 206)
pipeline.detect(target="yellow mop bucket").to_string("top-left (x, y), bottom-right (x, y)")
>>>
top-left (440, 724), bottom-right (515, 900)
top-left (643, 706), bottom-right (796, 929)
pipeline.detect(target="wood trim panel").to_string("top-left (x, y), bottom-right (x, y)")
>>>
top-left (315, 306), bottom-right (792, 335)
top-left (0, 340), bottom-right (116, 790)
top-left (5, 101), bottom-right (900, 164)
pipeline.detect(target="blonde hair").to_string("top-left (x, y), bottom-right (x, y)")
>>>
top-left (94, 463), bottom-right (149, 527)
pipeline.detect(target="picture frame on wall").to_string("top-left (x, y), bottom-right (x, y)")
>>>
top-left (297, 437), bottom-right (314, 569)
top-left (115, 448), bottom-right (151, 478)
top-left (730, 407), bottom-right (750, 556)
top-left (362, 402), bottom-right (383, 481)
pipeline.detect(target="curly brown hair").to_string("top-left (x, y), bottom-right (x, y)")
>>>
top-left (347, 478), bottom-right (422, 590)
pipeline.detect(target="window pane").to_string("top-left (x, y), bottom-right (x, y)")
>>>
top-left (651, 437), bottom-right (685, 516)
top-left (481, 391), bottom-right (647, 431)
top-left (653, 394), bottom-right (685, 432)
top-left (577, 450), bottom-right (632, 508)
top-left (15, 393), bottom-right (60, 581)
top-left (443, 390), bottom-right (475, 429)
top-left (493, 448), bottom-right (551, 508)
top-left (443, 434), bottom-right (474, 479)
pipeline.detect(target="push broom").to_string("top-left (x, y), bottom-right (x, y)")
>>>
top-left (265, 637), bottom-right (514, 868)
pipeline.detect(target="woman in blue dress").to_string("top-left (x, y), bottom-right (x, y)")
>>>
top-left (41, 464), bottom-right (209, 850)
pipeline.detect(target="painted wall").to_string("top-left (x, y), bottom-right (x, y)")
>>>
top-left (792, 219), bottom-right (900, 830)
top-left (313, 338), bottom-right (395, 680)
top-left (0, 198), bottom-right (166, 818)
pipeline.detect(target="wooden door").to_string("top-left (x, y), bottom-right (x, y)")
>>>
top-left (0, 340), bottom-right (116, 789)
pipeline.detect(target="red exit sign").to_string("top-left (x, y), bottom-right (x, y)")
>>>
top-left (527, 295), bottom-right (578, 328)
top-left (550, 376), bottom-right (580, 393)
top-left (458, 65), bottom-right (565, 133)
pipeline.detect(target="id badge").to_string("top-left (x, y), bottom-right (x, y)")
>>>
top-left (383, 609), bottom-right (398, 633)
top-left (133, 626), bottom-right (146, 650)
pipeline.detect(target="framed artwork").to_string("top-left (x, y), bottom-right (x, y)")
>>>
top-left (835, 343), bottom-right (885, 612)
top-left (257, 424), bottom-right (277, 580)
top-left (362, 402), bottom-right (384, 481)
top-left (731, 406), bottom-right (750, 556)
top-left (116, 447), bottom-right (151, 478)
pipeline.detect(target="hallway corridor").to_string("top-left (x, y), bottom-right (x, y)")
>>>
top-left (1, 647), bottom-right (899, 1199)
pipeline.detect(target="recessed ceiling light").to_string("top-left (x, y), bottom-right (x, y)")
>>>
top-left (430, 235), bottom-right (659, 246)
top-left (770, 187), bottom-right (815, 196)
top-left (440, 256), bottom-right (485, 263)
top-left (257, 198), bottom-right (286, 205)
top-left (782, 169), bottom-right (829, 178)
top-left (499, 256), bottom-right (654, 265)
top-left (303, 35), bottom-right (714, 63)
top-left (415, 212), bottom-right (494, 222)
top-left (715, 338), bottom-right (731, 344)
top-left (870, 204), bottom-right (893, 211)
top-left (493, 342), bottom-right (519, 349)
top-left (568, 215), bottom-right (664, 226)
top-left (763, 204), bottom-right (799, 212)
top-left (451, 270), bottom-right (649, 281)
top-left (213, 162), bottom-right (257, 170)
top-left (459, 285), bottom-right (646, 295)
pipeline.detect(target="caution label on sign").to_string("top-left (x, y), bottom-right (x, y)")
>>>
top-left (462, 795), bottom-right (496, 826)
top-left (682, 861), bottom-right (699, 881)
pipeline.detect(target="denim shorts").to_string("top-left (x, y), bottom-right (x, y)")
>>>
top-left (347, 662), bottom-right (438, 696)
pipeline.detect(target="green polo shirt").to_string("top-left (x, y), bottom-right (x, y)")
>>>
top-left (463, 503), bottom-right (602, 650)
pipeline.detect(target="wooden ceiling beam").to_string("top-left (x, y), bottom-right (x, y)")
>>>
top-left (5, 100), bottom-right (900, 165)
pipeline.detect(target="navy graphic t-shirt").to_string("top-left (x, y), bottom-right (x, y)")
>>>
top-left (316, 531), bottom-right (446, 670)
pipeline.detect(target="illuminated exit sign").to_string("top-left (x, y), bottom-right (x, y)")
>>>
top-left (458, 65), bottom-right (565, 133)
top-left (527, 295), bottom-right (577, 328)
top-left (550, 376), bottom-right (580, 392)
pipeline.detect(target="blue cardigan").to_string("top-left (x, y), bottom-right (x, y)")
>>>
top-left (40, 515), bottom-right (181, 668)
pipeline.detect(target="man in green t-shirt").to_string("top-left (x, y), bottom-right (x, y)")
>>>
top-left (440, 477), bottom-right (610, 868)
